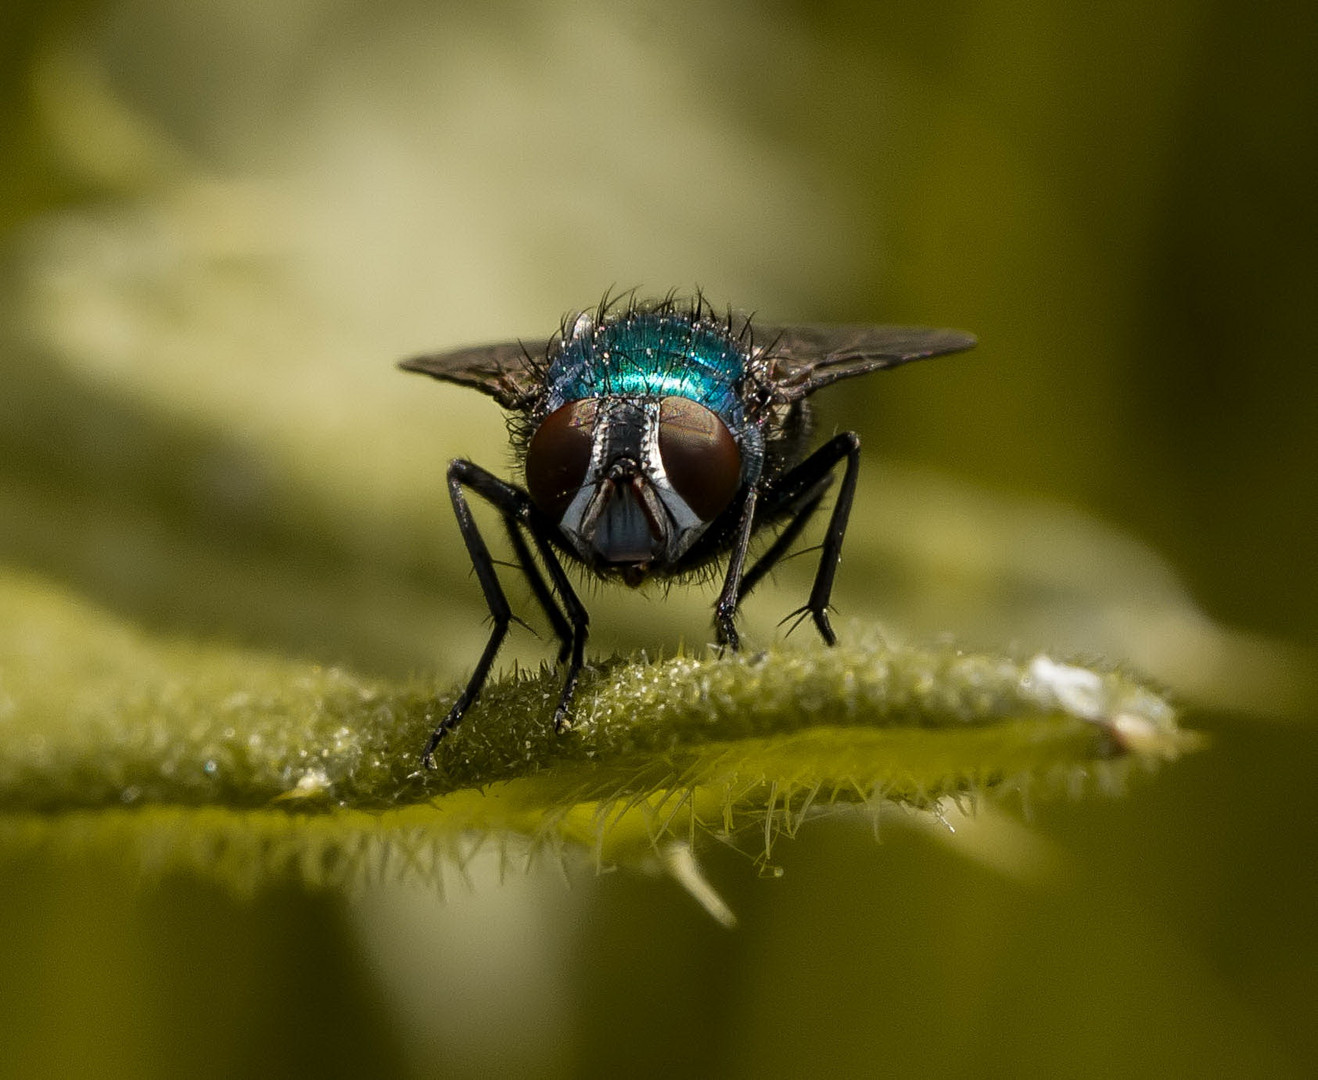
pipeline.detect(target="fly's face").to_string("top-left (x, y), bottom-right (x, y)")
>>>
top-left (524, 393), bottom-right (743, 583)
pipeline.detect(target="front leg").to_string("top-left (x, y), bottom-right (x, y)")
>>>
top-left (421, 459), bottom-right (588, 769)
top-left (522, 521), bottom-right (590, 733)
top-left (712, 488), bottom-right (759, 651)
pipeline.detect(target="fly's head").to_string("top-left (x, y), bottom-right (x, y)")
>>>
top-left (523, 393), bottom-right (747, 584)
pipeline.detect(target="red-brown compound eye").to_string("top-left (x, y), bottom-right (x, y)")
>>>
top-left (526, 399), bottom-right (599, 520)
top-left (657, 396), bottom-right (742, 521)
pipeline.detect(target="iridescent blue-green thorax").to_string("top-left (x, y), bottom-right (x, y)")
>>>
top-left (545, 310), bottom-right (750, 429)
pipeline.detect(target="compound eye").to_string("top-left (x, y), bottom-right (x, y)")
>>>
top-left (657, 396), bottom-right (742, 521)
top-left (526, 400), bottom-right (599, 520)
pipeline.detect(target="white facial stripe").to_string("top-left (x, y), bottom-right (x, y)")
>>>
top-left (559, 482), bottom-right (598, 557)
top-left (639, 407), bottom-right (703, 535)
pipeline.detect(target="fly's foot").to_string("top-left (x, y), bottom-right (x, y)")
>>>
top-left (779, 604), bottom-right (837, 645)
top-left (420, 703), bottom-right (465, 769)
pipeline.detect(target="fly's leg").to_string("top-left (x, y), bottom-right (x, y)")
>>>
top-left (713, 488), bottom-right (759, 651)
top-left (737, 483), bottom-right (829, 602)
top-left (502, 517), bottom-right (572, 664)
top-left (523, 525), bottom-right (590, 732)
top-left (421, 459), bottom-right (588, 769)
top-left (774, 432), bottom-right (861, 644)
top-left (716, 435), bottom-right (859, 646)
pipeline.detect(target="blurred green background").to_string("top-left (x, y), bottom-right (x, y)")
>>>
top-left (2, 0), bottom-right (1315, 1076)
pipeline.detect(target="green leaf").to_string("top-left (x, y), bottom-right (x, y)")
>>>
top-left (0, 565), bottom-right (1196, 919)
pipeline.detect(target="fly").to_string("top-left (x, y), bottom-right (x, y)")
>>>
top-left (402, 293), bottom-right (976, 767)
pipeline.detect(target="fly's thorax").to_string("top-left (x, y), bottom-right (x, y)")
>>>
top-left (524, 394), bottom-right (761, 574)
top-left (543, 307), bottom-right (751, 423)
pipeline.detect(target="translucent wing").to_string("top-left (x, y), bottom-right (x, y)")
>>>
top-left (754, 325), bottom-right (977, 402)
top-left (399, 339), bottom-right (551, 409)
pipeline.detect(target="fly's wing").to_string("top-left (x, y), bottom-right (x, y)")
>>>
top-left (754, 325), bottom-right (977, 402)
top-left (399, 339), bottom-right (551, 410)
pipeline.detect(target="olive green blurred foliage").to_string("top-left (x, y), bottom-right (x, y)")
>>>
top-left (2, 1), bottom-right (1316, 1078)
